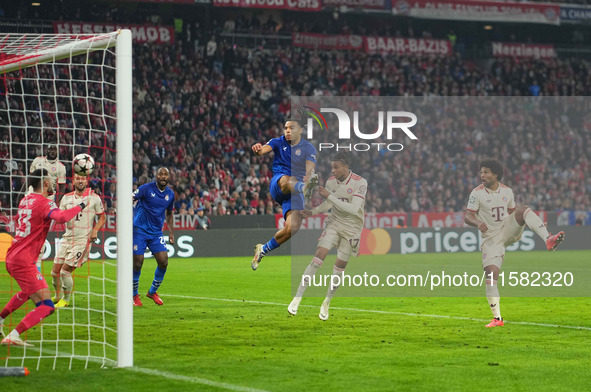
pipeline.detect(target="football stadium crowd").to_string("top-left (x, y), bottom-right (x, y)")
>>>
top-left (1, 14), bottom-right (590, 219)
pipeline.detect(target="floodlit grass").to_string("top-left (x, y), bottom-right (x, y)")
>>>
top-left (1, 251), bottom-right (590, 391)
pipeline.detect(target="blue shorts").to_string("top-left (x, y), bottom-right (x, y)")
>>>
top-left (133, 230), bottom-right (168, 256)
top-left (270, 174), bottom-right (304, 219)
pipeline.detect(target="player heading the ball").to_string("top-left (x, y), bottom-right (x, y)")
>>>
top-left (250, 117), bottom-right (318, 271)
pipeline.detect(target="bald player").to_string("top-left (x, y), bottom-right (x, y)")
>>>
top-left (132, 168), bottom-right (175, 306)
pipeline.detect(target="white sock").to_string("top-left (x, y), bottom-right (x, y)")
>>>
top-left (0, 316), bottom-right (4, 325)
top-left (295, 257), bottom-right (323, 298)
top-left (486, 280), bottom-right (501, 319)
top-left (8, 330), bottom-right (19, 339)
top-left (61, 270), bottom-right (74, 302)
top-left (326, 266), bottom-right (345, 301)
top-left (524, 208), bottom-right (550, 241)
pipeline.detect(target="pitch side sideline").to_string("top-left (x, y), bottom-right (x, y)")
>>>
top-left (163, 294), bottom-right (591, 331)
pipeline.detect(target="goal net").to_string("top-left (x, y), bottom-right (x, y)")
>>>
top-left (0, 31), bottom-right (133, 369)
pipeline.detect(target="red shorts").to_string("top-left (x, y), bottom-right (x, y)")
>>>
top-left (5, 262), bottom-right (48, 297)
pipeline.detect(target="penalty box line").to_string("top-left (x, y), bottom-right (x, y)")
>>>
top-left (20, 346), bottom-right (270, 392)
top-left (164, 294), bottom-right (591, 331)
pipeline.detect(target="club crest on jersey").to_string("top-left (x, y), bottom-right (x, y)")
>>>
top-left (51, 167), bottom-right (56, 171)
top-left (482, 253), bottom-right (487, 259)
top-left (347, 188), bottom-right (353, 194)
top-left (503, 196), bottom-right (508, 202)
top-left (295, 148), bottom-right (302, 156)
top-left (165, 195), bottom-right (169, 201)
top-left (134, 245), bottom-right (138, 251)
top-left (36, 274), bottom-right (43, 280)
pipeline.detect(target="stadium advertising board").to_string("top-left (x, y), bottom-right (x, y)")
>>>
top-left (560, 4), bottom-right (591, 23)
top-left (492, 42), bottom-right (556, 59)
top-left (292, 33), bottom-right (452, 55)
top-left (391, 0), bottom-right (560, 25)
top-left (53, 22), bottom-right (175, 44)
top-left (213, 0), bottom-right (321, 11)
top-left (33, 226), bottom-right (589, 260)
top-left (364, 36), bottom-right (452, 55)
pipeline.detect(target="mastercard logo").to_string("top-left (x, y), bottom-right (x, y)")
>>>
top-left (359, 228), bottom-right (392, 255)
top-left (0, 232), bottom-right (14, 263)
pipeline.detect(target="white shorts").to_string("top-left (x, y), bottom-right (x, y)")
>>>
top-left (317, 226), bottom-right (360, 262)
top-left (481, 214), bottom-right (525, 269)
top-left (54, 239), bottom-right (91, 268)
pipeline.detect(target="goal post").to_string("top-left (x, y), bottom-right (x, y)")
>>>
top-left (116, 29), bottom-right (133, 369)
top-left (0, 30), bottom-right (133, 369)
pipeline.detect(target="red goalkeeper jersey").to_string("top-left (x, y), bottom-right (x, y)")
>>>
top-left (6, 193), bottom-right (82, 266)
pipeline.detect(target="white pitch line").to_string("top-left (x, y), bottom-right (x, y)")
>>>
top-left (20, 346), bottom-right (270, 392)
top-left (128, 367), bottom-right (271, 392)
top-left (164, 294), bottom-right (591, 331)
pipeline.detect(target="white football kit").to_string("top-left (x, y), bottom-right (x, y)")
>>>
top-left (467, 183), bottom-right (524, 268)
top-left (312, 171), bottom-right (367, 261)
top-left (54, 190), bottom-right (104, 268)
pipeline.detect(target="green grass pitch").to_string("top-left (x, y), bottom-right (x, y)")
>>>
top-left (2, 250), bottom-right (590, 391)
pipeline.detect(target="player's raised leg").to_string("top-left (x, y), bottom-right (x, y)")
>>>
top-left (252, 209), bottom-right (302, 270)
top-left (288, 246), bottom-right (330, 315)
top-left (514, 205), bottom-right (565, 251)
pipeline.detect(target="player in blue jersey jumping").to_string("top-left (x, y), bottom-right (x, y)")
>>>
top-left (251, 118), bottom-right (318, 270)
top-left (132, 167), bottom-right (175, 306)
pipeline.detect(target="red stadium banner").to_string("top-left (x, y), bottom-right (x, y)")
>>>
top-left (276, 212), bottom-right (408, 229)
top-left (53, 22), bottom-right (175, 44)
top-left (213, 0), bottom-right (321, 11)
top-left (391, 0), bottom-right (560, 25)
top-left (412, 212), bottom-right (468, 228)
top-left (323, 0), bottom-right (386, 10)
top-left (491, 42), bottom-right (556, 59)
top-left (292, 33), bottom-right (363, 50)
top-left (363, 36), bottom-right (452, 56)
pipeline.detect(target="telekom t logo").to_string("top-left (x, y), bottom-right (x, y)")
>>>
top-left (491, 206), bottom-right (505, 222)
top-left (304, 107), bottom-right (418, 140)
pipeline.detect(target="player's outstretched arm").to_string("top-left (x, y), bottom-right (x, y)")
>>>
top-left (251, 143), bottom-right (273, 156)
top-left (48, 203), bottom-right (86, 223)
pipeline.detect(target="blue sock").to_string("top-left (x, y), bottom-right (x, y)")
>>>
top-left (149, 267), bottom-right (167, 294)
top-left (262, 238), bottom-right (280, 254)
top-left (133, 269), bottom-right (141, 296)
top-left (35, 301), bottom-right (42, 308)
top-left (294, 181), bottom-right (305, 193)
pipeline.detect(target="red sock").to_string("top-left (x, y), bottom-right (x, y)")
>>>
top-left (15, 305), bottom-right (54, 334)
top-left (0, 291), bottom-right (28, 319)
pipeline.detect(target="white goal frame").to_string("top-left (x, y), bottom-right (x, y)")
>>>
top-left (0, 30), bottom-right (133, 368)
